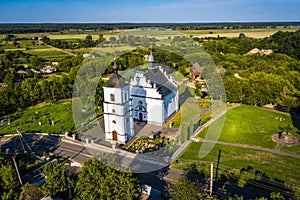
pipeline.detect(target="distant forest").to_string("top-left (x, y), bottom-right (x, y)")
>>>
top-left (0, 22), bottom-right (300, 34)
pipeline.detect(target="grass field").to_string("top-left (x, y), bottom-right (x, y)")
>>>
top-left (175, 142), bottom-right (300, 187)
top-left (26, 49), bottom-right (70, 57)
top-left (197, 105), bottom-right (299, 149)
top-left (0, 100), bottom-right (74, 135)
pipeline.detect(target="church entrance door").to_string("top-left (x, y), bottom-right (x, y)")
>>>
top-left (139, 112), bottom-right (143, 122)
top-left (112, 131), bottom-right (117, 141)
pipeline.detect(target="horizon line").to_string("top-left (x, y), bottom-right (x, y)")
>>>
top-left (0, 21), bottom-right (300, 24)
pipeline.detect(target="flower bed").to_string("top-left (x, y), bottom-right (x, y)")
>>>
top-left (126, 136), bottom-right (170, 153)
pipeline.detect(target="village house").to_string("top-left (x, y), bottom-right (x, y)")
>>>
top-left (190, 62), bottom-right (203, 80)
top-left (30, 68), bottom-right (40, 74)
top-left (0, 83), bottom-right (8, 88)
top-left (51, 61), bottom-right (59, 66)
top-left (41, 66), bottom-right (57, 74)
top-left (249, 48), bottom-right (273, 55)
top-left (17, 69), bottom-right (28, 75)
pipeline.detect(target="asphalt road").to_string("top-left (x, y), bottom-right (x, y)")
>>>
top-left (0, 134), bottom-right (171, 193)
top-left (0, 134), bottom-right (93, 164)
top-left (0, 134), bottom-right (280, 199)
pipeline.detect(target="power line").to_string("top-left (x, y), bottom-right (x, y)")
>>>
top-left (176, 159), bottom-right (300, 196)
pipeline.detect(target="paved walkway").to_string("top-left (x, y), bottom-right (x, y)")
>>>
top-left (135, 123), bottom-right (162, 137)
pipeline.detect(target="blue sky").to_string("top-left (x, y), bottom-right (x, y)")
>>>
top-left (0, 0), bottom-right (299, 23)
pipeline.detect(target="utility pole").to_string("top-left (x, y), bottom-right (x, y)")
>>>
top-left (210, 162), bottom-right (213, 196)
top-left (12, 157), bottom-right (23, 185)
top-left (216, 149), bottom-right (221, 180)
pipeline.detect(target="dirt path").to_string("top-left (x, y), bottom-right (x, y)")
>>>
top-left (194, 139), bottom-right (300, 159)
top-left (189, 102), bottom-right (300, 159)
top-left (39, 41), bottom-right (77, 57)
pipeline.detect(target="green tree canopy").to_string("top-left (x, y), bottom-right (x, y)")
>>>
top-left (74, 158), bottom-right (140, 200)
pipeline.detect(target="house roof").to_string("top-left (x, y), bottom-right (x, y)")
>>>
top-left (190, 62), bottom-right (203, 73)
top-left (42, 66), bottom-right (57, 72)
top-left (17, 70), bottom-right (27, 74)
top-left (0, 83), bottom-right (8, 88)
top-left (144, 67), bottom-right (177, 99)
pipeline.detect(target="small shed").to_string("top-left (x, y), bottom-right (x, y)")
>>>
top-left (190, 62), bottom-right (203, 79)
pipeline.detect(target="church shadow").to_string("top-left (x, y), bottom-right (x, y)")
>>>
top-left (179, 86), bottom-right (193, 106)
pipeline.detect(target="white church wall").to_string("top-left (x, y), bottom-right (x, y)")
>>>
top-left (104, 114), bottom-right (127, 143)
top-left (103, 85), bottom-right (130, 104)
top-left (146, 98), bottom-right (164, 125)
top-left (103, 101), bottom-right (130, 116)
top-left (145, 87), bottom-right (162, 98)
top-left (167, 97), bottom-right (176, 118)
top-left (164, 93), bottom-right (177, 119)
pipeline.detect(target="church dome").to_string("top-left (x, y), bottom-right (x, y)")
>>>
top-left (107, 74), bottom-right (126, 88)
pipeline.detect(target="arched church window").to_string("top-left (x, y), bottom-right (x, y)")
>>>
top-left (138, 100), bottom-right (142, 104)
top-left (110, 94), bottom-right (115, 101)
top-left (112, 109), bottom-right (115, 113)
top-left (139, 106), bottom-right (143, 110)
top-left (112, 120), bottom-right (116, 124)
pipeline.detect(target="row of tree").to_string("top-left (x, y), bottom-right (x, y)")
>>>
top-left (41, 34), bottom-right (158, 49)
top-left (41, 34), bottom-right (105, 49)
top-left (1, 22), bottom-right (299, 34)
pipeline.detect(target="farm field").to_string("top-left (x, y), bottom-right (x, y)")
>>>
top-left (175, 142), bottom-right (300, 187)
top-left (197, 104), bottom-right (300, 149)
top-left (25, 48), bottom-right (73, 60)
top-left (47, 34), bottom-right (101, 40)
top-left (1, 28), bottom-right (298, 43)
top-left (180, 28), bottom-right (299, 38)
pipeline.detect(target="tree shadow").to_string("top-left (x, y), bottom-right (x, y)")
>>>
top-left (0, 134), bottom-right (61, 155)
top-left (290, 107), bottom-right (300, 134)
top-left (180, 163), bottom-right (298, 199)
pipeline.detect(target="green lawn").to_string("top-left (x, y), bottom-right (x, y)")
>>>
top-left (197, 105), bottom-right (299, 149)
top-left (170, 71), bottom-right (185, 82)
top-left (179, 85), bottom-right (195, 96)
top-left (176, 100), bottom-right (201, 143)
top-left (165, 98), bottom-right (201, 129)
top-left (176, 142), bottom-right (300, 187)
top-left (0, 101), bottom-right (74, 135)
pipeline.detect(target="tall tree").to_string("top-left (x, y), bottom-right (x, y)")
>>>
top-left (41, 163), bottom-right (68, 197)
top-left (75, 158), bottom-right (140, 200)
top-left (167, 178), bottom-right (205, 200)
top-left (20, 184), bottom-right (43, 200)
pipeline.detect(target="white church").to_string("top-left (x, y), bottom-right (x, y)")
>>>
top-left (103, 52), bottom-right (179, 144)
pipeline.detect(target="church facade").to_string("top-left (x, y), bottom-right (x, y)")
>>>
top-left (103, 53), bottom-right (179, 144)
